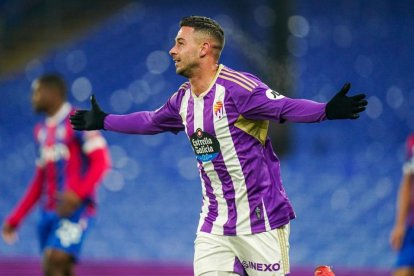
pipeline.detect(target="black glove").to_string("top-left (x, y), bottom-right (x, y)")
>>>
top-left (70, 95), bottom-right (107, 130)
top-left (325, 83), bottom-right (368, 119)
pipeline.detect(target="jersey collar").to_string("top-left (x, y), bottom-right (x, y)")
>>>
top-left (46, 102), bottom-right (71, 126)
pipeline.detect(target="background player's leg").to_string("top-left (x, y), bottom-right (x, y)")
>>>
top-left (394, 269), bottom-right (414, 276)
top-left (393, 268), bottom-right (414, 276)
top-left (43, 248), bottom-right (74, 276)
top-left (41, 214), bottom-right (92, 276)
top-left (393, 227), bottom-right (414, 276)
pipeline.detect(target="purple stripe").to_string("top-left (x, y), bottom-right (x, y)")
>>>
top-left (213, 157), bottom-right (237, 236)
top-left (262, 140), bottom-right (295, 229)
top-left (199, 167), bottom-right (218, 233)
top-left (186, 94), bottom-right (219, 232)
top-left (210, 95), bottom-right (237, 235)
top-left (227, 118), bottom-right (267, 233)
top-left (0, 258), bottom-right (393, 276)
top-left (198, 90), bottom-right (219, 233)
top-left (223, 90), bottom-right (266, 233)
top-left (186, 93), bottom-right (218, 233)
top-left (233, 257), bottom-right (248, 276)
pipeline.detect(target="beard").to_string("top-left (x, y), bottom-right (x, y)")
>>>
top-left (175, 59), bottom-right (199, 78)
top-left (32, 102), bottom-right (47, 113)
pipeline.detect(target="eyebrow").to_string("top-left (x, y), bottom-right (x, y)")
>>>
top-left (176, 37), bottom-right (185, 42)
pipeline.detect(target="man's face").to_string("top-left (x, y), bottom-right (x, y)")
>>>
top-left (32, 81), bottom-right (52, 113)
top-left (169, 26), bottom-right (201, 78)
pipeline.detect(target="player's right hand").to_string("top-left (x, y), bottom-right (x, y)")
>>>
top-left (70, 95), bottom-right (107, 130)
top-left (325, 83), bottom-right (367, 120)
top-left (56, 190), bottom-right (82, 218)
top-left (2, 223), bottom-right (18, 245)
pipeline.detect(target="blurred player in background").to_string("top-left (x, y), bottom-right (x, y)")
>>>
top-left (2, 74), bottom-right (111, 276)
top-left (390, 134), bottom-right (414, 276)
top-left (70, 16), bottom-right (367, 276)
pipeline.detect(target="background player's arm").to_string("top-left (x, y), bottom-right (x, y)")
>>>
top-left (57, 131), bottom-right (110, 217)
top-left (390, 172), bottom-right (413, 251)
top-left (2, 167), bottom-right (44, 244)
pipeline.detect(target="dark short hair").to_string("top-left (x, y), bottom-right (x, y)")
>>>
top-left (36, 73), bottom-right (67, 99)
top-left (180, 16), bottom-right (225, 54)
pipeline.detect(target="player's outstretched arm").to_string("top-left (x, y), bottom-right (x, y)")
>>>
top-left (70, 95), bottom-right (107, 130)
top-left (325, 83), bottom-right (368, 119)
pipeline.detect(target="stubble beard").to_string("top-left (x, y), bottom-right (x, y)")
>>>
top-left (176, 60), bottom-right (198, 79)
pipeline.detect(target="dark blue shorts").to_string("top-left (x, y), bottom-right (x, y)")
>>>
top-left (37, 207), bottom-right (93, 261)
top-left (395, 226), bottom-right (414, 268)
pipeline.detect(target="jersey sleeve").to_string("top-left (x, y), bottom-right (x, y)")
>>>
top-left (68, 130), bottom-right (111, 199)
top-left (6, 167), bottom-right (44, 228)
top-left (104, 91), bottom-right (185, 134)
top-left (230, 78), bottom-right (327, 123)
top-left (403, 134), bottom-right (414, 174)
top-left (6, 126), bottom-right (45, 228)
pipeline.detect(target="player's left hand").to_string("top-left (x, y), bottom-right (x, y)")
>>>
top-left (390, 224), bottom-right (405, 251)
top-left (56, 190), bottom-right (82, 217)
top-left (325, 83), bottom-right (368, 119)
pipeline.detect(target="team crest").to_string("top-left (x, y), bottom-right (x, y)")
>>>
top-left (213, 100), bottom-right (224, 119)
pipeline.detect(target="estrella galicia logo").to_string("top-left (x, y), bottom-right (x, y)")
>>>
top-left (190, 128), bottom-right (221, 162)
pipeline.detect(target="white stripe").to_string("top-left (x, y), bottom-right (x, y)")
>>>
top-left (180, 90), bottom-right (208, 233)
top-left (262, 198), bottom-right (272, 231)
top-left (213, 84), bottom-right (252, 234)
top-left (179, 89), bottom-right (191, 133)
top-left (193, 95), bottom-right (227, 235)
top-left (82, 133), bottom-right (107, 153)
top-left (197, 173), bottom-right (209, 233)
top-left (181, 90), bottom-right (208, 233)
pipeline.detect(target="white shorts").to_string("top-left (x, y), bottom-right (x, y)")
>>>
top-left (194, 223), bottom-right (290, 276)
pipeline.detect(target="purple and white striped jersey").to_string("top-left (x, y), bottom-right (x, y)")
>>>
top-left (105, 65), bottom-right (327, 235)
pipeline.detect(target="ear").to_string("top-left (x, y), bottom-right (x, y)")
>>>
top-left (199, 42), bottom-right (210, 58)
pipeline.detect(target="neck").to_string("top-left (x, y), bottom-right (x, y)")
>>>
top-left (189, 63), bottom-right (219, 96)
top-left (46, 101), bottom-right (64, 117)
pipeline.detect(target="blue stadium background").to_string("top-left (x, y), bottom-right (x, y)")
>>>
top-left (0, 0), bottom-right (413, 273)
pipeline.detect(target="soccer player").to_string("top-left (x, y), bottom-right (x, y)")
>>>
top-left (70, 16), bottom-right (367, 276)
top-left (2, 74), bottom-right (111, 276)
top-left (390, 134), bottom-right (414, 276)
